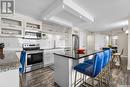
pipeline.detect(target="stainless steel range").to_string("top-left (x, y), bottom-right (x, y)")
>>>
top-left (23, 43), bottom-right (44, 72)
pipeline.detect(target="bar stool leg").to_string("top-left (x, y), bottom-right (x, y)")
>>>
top-left (112, 55), bottom-right (115, 68)
top-left (92, 78), bottom-right (95, 87)
top-left (99, 74), bottom-right (102, 87)
top-left (74, 71), bottom-right (77, 87)
top-left (83, 74), bottom-right (85, 83)
top-left (119, 55), bottom-right (122, 70)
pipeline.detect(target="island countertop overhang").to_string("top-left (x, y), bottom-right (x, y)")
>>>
top-left (54, 50), bottom-right (104, 60)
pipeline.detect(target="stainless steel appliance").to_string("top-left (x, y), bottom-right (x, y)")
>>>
top-left (72, 34), bottom-right (80, 65)
top-left (72, 34), bottom-right (79, 54)
top-left (23, 43), bottom-right (43, 72)
top-left (24, 30), bottom-right (41, 39)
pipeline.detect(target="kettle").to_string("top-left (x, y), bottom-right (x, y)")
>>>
top-left (77, 48), bottom-right (85, 54)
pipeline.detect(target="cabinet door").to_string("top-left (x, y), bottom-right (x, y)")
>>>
top-left (44, 53), bottom-right (54, 66)
top-left (0, 69), bottom-right (19, 87)
top-left (0, 17), bottom-right (23, 37)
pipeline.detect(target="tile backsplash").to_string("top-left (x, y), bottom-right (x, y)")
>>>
top-left (0, 37), bottom-right (40, 51)
top-left (0, 37), bottom-right (21, 51)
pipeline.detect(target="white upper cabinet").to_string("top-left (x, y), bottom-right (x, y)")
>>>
top-left (0, 15), bottom-right (24, 37)
top-left (0, 14), bottom-right (72, 39)
top-left (24, 18), bottom-right (42, 32)
top-left (0, 14), bottom-right (42, 37)
top-left (1, 18), bottom-right (22, 28)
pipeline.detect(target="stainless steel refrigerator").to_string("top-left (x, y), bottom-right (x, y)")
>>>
top-left (72, 34), bottom-right (79, 58)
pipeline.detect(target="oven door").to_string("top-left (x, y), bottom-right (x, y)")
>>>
top-left (27, 52), bottom-right (43, 66)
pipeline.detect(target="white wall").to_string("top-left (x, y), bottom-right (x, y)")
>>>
top-left (95, 34), bottom-right (106, 50)
top-left (110, 31), bottom-right (128, 56)
top-left (0, 37), bottom-right (22, 51)
top-left (79, 30), bottom-right (87, 49)
top-left (128, 17), bottom-right (130, 70)
top-left (87, 32), bottom-right (109, 53)
top-left (0, 37), bottom-right (41, 51)
top-left (87, 32), bottom-right (95, 53)
top-left (118, 33), bottom-right (128, 56)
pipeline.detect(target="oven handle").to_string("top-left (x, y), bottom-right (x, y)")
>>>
top-left (27, 52), bottom-right (43, 55)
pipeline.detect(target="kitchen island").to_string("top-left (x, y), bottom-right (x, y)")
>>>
top-left (0, 51), bottom-right (19, 87)
top-left (54, 50), bottom-right (102, 87)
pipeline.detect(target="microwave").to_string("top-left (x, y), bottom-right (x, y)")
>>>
top-left (24, 31), bottom-right (41, 39)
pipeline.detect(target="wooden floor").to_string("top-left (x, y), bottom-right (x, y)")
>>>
top-left (20, 57), bottom-right (130, 87)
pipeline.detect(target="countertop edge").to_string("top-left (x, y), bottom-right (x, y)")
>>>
top-left (54, 53), bottom-right (77, 60)
top-left (54, 51), bottom-right (104, 60)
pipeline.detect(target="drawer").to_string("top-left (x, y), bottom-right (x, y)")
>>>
top-left (44, 54), bottom-right (54, 57)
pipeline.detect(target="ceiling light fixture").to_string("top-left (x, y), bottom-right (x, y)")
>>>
top-left (63, 0), bottom-right (94, 22)
top-left (80, 16), bottom-right (82, 18)
top-left (62, 5), bottom-right (65, 8)
top-left (125, 30), bottom-right (129, 34)
top-left (49, 16), bottom-right (73, 27)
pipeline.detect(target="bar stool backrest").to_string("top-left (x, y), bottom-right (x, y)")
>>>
top-left (103, 50), bottom-right (110, 68)
top-left (109, 49), bottom-right (112, 61)
top-left (93, 52), bottom-right (104, 77)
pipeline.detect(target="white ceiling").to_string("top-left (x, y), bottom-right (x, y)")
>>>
top-left (15, 0), bottom-right (130, 32)
top-left (73, 0), bottom-right (130, 31)
top-left (15, 0), bottom-right (55, 20)
top-left (54, 10), bottom-right (85, 25)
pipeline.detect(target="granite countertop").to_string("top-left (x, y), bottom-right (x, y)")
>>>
top-left (54, 50), bottom-right (103, 60)
top-left (0, 51), bottom-right (19, 72)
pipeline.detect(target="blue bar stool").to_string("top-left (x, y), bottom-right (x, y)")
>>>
top-left (84, 52), bottom-right (104, 65)
top-left (101, 49), bottom-right (112, 86)
top-left (83, 50), bottom-right (112, 86)
top-left (74, 52), bottom-right (104, 87)
top-left (19, 50), bottom-right (26, 74)
top-left (19, 50), bottom-right (26, 87)
top-left (84, 55), bottom-right (95, 64)
top-left (103, 50), bottom-right (110, 68)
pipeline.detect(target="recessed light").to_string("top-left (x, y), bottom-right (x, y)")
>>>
top-left (63, 0), bottom-right (94, 22)
top-left (44, 17), bottom-right (47, 20)
top-left (80, 16), bottom-right (82, 18)
top-left (63, 5), bottom-right (65, 8)
top-left (125, 30), bottom-right (128, 34)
